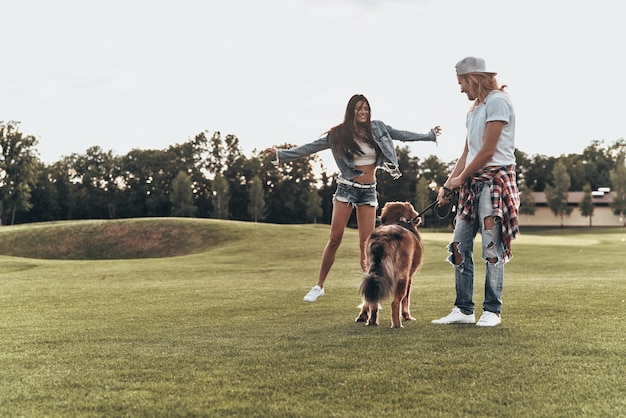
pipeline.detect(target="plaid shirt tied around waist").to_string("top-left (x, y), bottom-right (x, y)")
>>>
top-left (458, 165), bottom-right (520, 262)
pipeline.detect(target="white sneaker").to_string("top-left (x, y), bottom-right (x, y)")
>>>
top-left (303, 285), bottom-right (324, 302)
top-left (476, 311), bottom-right (501, 327)
top-left (431, 307), bottom-right (475, 324)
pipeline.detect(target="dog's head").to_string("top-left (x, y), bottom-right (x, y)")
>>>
top-left (379, 201), bottom-right (421, 227)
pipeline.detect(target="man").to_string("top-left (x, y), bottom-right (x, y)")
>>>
top-left (432, 57), bottom-right (520, 327)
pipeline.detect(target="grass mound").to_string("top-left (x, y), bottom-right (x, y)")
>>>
top-left (0, 218), bottom-right (237, 260)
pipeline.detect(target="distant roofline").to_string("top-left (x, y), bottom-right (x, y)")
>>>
top-left (528, 191), bottom-right (616, 205)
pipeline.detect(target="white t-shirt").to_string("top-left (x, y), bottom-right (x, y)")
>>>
top-left (466, 90), bottom-right (516, 167)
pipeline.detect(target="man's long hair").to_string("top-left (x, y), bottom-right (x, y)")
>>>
top-left (328, 94), bottom-right (378, 159)
top-left (460, 73), bottom-right (507, 109)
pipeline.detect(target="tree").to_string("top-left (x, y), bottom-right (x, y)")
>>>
top-left (247, 175), bottom-right (266, 222)
top-left (317, 172), bottom-right (335, 224)
top-left (525, 154), bottom-right (556, 191)
top-left (579, 140), bottom-right (614, 190)
top-left (226, 154), bottom-right (259, 221)
top-left (207, 132), bottom-right (251, 221)
top-left (609, 153), bottom-right (626, 226)
top-left (560, 153), bottom-right (587, 192)
top-left (0, 121), bottom-right (39, 225)
top-left (170, 171), bottom-right (197, 217)
top-left (518, 181), bottom-right (536, 216)
top-left (69, 146), bottom-right (123, 219)
top-left (514, 148), bottom-right (531, 188)
top-left (579, 183), bottom-right (594, 227)
top-left (211, 173), bottom-right (230, 219)
top-left (48, 160), bottom-right (76, 220)
top-left (414, 175), bottom-right (430, 225)
top-left (207, 131), bottom-right (243, 177)
top-left (263, 143), bottom-right (319, 224)
top-left (415, 154), bottom-right (454, 227)
top-left (544, 160), bottom-right (572, 227)
top-left (167, 132), bottom-right (212, 217)
top-left (419, 154), bottom-right (450, 188)
top-left (377, 146), bottom-right (419, 207)
top-left (305, 188), bottom-right (322, 224)
top-left (19, 161), bottom-right (61, 223)
top-left (119, 149), bottom-right (173, 218)
top-left (607, 139), bottom-right (626, 161)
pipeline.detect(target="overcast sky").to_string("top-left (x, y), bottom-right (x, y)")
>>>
top-left (3, 0), bottom-right (625, 172)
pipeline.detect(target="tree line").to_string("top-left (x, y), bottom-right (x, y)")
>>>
top-left (1, 120), bottom-right (625, 227)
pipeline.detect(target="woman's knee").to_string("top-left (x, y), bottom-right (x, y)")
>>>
top-left (327, 233), bottom-right (344, 250)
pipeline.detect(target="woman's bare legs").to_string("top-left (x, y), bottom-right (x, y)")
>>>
top-left (315, 201), bottom-right (354, 288)
top-left (355, 204), bottom-right (377, 271)
top-left (354, 204), bottom-right (378, 320)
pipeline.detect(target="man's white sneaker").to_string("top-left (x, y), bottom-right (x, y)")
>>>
top-left (431, 307), bottom-right (475, 324)
top-left (476, 311), bottom-right (501, 327)
top-left (303, 285), bottom-right (324, 302)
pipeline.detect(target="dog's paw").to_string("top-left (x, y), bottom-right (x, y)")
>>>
top-left (355, 309), bottom-right (369, 322)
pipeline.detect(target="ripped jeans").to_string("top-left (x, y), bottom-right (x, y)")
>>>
top-left (448, 182), bottom-right (504, 315)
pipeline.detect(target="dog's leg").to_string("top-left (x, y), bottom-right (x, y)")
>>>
top-left (367, 304), bottom-right (379, 326)
top-left (402, 276), bottom-right (416, 321)
top-left (390, 279), bottom-right (405, 328)
top-left (390, 298), bottom-right (402, 328)
top-left (355, 301), bottom-right (369, 323)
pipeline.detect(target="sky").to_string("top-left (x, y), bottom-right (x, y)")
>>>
top-left (3, 0), bottom-right (626, 173)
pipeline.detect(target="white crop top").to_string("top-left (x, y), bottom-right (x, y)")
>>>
top-left (353, 138), bottom-right (376, 165)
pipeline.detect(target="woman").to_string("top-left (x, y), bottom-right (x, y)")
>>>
top-left (265, 94), bottom-right (441, 302)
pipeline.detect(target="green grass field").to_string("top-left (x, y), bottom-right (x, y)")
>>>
top-left (1, 219), bottom-right (624, 417)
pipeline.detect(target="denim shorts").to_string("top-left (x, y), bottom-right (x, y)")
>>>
top-left (333, 181), bottom-right (378, 207)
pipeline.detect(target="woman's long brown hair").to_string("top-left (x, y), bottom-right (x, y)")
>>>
top-left (328, 94), bottom-right (378, 159)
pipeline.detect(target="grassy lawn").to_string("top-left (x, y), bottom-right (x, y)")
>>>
top-left (0, 219), bottom-right (624, 417)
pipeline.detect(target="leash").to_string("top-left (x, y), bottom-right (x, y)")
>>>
top-left (407, 188), bottom-right (458, 225)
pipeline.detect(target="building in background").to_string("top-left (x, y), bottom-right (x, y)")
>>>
top-left (519, 190), bottom-right (623, 227)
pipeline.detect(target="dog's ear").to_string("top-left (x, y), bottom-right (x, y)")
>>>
top-left (379, 202), bottom-right (395, 225)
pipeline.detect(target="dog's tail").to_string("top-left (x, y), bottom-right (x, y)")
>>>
top-left (359, 232), bottom-right (396, 304)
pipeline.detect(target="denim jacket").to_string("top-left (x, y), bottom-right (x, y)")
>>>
top-left (275, 120), bottom-right (437, 181)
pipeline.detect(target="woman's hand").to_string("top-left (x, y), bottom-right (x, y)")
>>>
top-left (263, 147), bottom-right (277, 156)
top-left (432, 126), bottom-right (442, 136)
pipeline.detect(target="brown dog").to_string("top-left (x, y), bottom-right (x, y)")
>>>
top-left (356, 202), bottom-right (423, 328)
